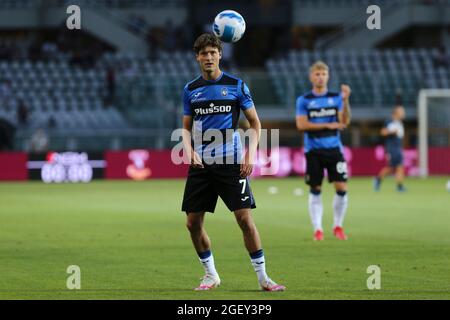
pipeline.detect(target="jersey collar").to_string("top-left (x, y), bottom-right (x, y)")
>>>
top-left (202, 71), bottom-right (224, 83)
top-left (311, 89), bottom-right (328, 97)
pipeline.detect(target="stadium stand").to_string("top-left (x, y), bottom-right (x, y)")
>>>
top-left (0, 0), bottom-right (186, 8)
top-left (0, 58), bottom-right (130, 130)
top-left (2, 47), bottom-right (449, 130)
top-left (295, 0), bottom-right (450, 7)
top-left (0, 0), bottom-right (448, 151)
top-left (100, 50), bottom-right (198, 127)
top-left (0, 49), bottom-right (200, 141)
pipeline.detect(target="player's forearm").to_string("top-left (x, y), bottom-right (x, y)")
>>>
top-left (297, 121), bottom-right (331, 131)
top-left (342, 99), bottom-right (351, 126)
top-left (246, 119), bottom-right (261, 162)
top-left (181, 129), bottom-right (195, 156)
top-left (381, 128), bottom-right (397, 137)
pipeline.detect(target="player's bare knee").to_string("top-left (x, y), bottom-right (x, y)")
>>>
top-left (186, 222), bottom-right (203, 235)
top-left (234, 210), bottom-right (254, 231)
top-left (235, 214), bottom-right (247, 227)
top-left (334, 182), bottom-right (347, 193)
top-left (310, 186), bottom-right (321, 194)
top-left (239, 219), bottom-right (253, 233)
top-left (186, 215), bottom-right (203, 233)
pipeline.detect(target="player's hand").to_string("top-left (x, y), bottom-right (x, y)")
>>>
top-left (327, 122), bottom-right (346, 130)
top-left (240, 154), bottom-right (253, 178)
top-left (190, 151), bottom-right (204, 169)
top-left (341, 84), bottom-right (351, 100)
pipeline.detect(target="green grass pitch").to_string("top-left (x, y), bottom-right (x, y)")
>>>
top-left (1, 177), bottom-right (449, 300)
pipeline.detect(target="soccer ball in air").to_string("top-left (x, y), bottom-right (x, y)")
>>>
top-left (446, 180), bottom-right (450, 192)
top-left (212, 10), bottom-right (246, 43)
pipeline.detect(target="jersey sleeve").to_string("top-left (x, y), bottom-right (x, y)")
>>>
top-left (183, 86), bottom-right (191, 116)
top-left (238, 80), bottom-right (254, 110)
top-left (296, 96), bottom-right (308, 116)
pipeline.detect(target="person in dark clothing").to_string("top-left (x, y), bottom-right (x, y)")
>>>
top-left (17, 99), bottom-right (29, 126)
top-left (0, 118), bottom-right (15, 150)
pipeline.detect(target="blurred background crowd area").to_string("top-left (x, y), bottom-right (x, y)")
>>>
top-left (0, 0), bottom-right (449, 153)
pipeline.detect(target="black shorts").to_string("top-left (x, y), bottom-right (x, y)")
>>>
top-left (386, 150), bottom-right (403, 168)
top-left (305, 148), bottom-right (348, 187)
top-left (181, 164), bottom-right (256, 213)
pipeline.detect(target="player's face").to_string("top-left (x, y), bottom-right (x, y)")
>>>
top-left (395, 107), bottom-right (405, 120)
top-left (310, 69), bottom-right (329, 89)
top-left (196, 46), bottom-right (221, 74)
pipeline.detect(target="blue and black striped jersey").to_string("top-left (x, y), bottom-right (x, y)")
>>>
top-left (183, 71), bottom-right (254, 161)
top-left (296, 91), bottom-right (344, 153)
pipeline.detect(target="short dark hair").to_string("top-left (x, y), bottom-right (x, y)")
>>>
top-left (193, 33), bottom-right (222, 54)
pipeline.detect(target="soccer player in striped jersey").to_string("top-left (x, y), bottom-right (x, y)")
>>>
top-left (295, 61), bottom-right (352, 241)
top-left (181, 33), bottom-right (285, 292)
